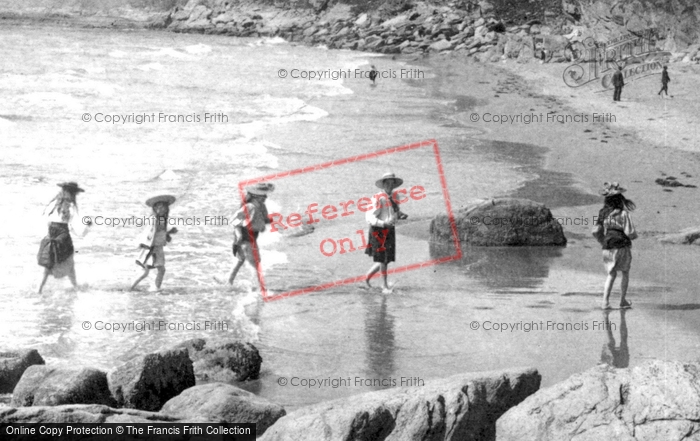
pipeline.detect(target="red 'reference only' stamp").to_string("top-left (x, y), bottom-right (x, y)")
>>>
top-left (237, 139), bottom-right (461, 302)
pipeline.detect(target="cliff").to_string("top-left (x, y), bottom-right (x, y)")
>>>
top-left (1, 0), bottom-right (699, 62)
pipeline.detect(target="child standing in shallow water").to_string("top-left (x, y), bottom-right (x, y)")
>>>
top-left (37, 182), bottom-right (91, 293)
top-left (365, 172), bottom-right (408, 294)
top-left (227, 183), bottom-right (275, 289)
top-left (130, 195), bottom-right (177, 291)
top-left (592, 182), bottom-right (637, 310)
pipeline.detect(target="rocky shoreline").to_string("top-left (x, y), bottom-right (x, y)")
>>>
top-left (3, 0), bottom-right (700, 65)
top-left (161, 0), bottom-right (700, 64)
top-left (4, 345), bottom-right (700, 440)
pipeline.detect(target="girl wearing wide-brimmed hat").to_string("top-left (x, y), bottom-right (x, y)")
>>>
top-left (227, 182), bottom-right (275, 288)
top-left (365, 172), bottom-right (408, 294)
top-left (37, 182), bottom-right (91, 293)
top-left (592, 182), bottom-right (637, 309)
top-left (130, 194), bottom-right (178, 291)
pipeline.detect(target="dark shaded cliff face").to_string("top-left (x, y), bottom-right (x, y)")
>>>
top-left (280, 0), bottom-right (700, 49)
top-left (489, 0), bottom-right (564, 25)
top-left (0, 0), bottom-right (185, 10)
top-left (574, 0), bottom-right (700, 50)
top-left (1, 0), bottom-right (699, 49)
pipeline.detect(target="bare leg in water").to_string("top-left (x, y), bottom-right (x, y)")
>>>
top-left (38, 268), bottom-right (51, 294)
top-left (602, 270), bottom-right (631, 309)
top-left (228, 243), bottom-right (263, 290)
top-left (155, 267), bottom-right (166, 289)
top-left (68, 263), bottom-right (78, 289)
top-left (130, 268), bottom-right (150, 290)
top-left (365, 262), bottom-right (390, 292)
top-left (602, 271), bottom-right (616, 309)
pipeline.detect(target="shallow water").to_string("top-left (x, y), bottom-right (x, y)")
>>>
top-left (1, 24), bottom-right (699, 410)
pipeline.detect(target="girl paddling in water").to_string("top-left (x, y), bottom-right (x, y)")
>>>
top-left (228, 182), bottom-right (275, 290)
top-left (592, 182), bottom-right (637, 310)
top-left (37, 182), bottom-right (91, 293)
top-left (130, 195), bottom-right (177, 291)
top-left (365, 172), bottom-right (408, 294)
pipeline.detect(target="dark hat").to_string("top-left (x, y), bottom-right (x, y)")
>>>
top-left (57, 182), bottom-right (85, 193)
top-left (145, 194), bottom-right (176, 207)
top-left (600, 181), bottom-right (626, 196)
top-left (375, 172), bottom-right (404, 189)
top-left (247, 182), bottom-right (275, 196)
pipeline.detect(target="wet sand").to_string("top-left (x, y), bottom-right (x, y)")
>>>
top-left (252, 51), bottom-right (700, 409)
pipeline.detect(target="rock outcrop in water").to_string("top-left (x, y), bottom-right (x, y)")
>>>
top-left (160, 383), bottom-right (286, 435)
top-left (108, 348), bottom-right (195, 411)
top-left (497, 359), bottom-right (700, 441)
top-left (430, 198), bottom-right (567, 246)
top-left (10, 366), bottom-right (115, 407)
top-left (260, 367), bottom-right (540, 441)
top-left (0, 349), bottom-right (44, 394)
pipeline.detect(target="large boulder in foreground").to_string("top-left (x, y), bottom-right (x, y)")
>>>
top-left (174, 338), bottom-right (262, 382)
top-left (497, 360), bottom-right (700, 441)
top-left (11, 366), bottom-right (115, 407)
top-left (108, 348), bottom-right (195, 411)
top-left (260, 367), bottom-right (540, 441)
top-left (430, 198), bottom-right (566, 247)
top-left (0, 404), bottom-right (180, 424)
top-left (0, 349), bottom-right (44, 393)
top-left (161, 383), bottom-right (285, 435)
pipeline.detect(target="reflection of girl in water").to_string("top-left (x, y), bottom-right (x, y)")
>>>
top-left (600, 309), bottom-right (629, 368)
top-left (363, 296), bottom-right (395, 383)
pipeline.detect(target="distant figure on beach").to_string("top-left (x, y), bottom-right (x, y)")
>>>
top-left (600, 309), bottom-right (629, 368)
top-left (369, 65), bottom-right (378, 85)
top-left (658, 66), bottom-right (671, 98)
top-left (130, 195), bottom-right (177, 292)
top-left (228, 182), bottom-right (275, 289)
top-left (365, 172), bottom-right (408, 294)
top-left (612, 67), bottom-right (624, 102)
top-left (37, 182), bottom-right (91, 293)
top-left (592, 182), bottom-right (637, 310)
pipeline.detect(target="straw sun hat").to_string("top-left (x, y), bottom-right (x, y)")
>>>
top-left (375, 172), bottom-right (403, 189)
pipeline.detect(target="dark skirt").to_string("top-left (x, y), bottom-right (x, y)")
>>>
top-left (232, 230), bottom-right (259, 257)
top-left (364, 226), bottom-right (396, 263)
top-left (37, 222), bottom-right (74, 269)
